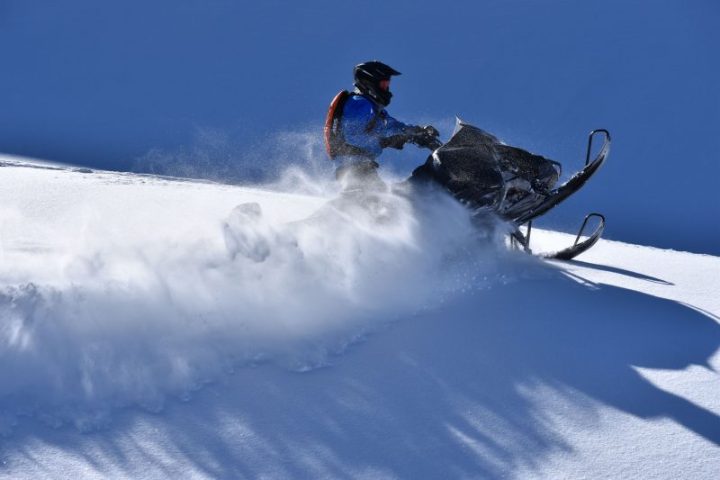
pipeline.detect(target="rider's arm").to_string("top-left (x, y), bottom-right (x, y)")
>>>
top-left (384, 112), bottom-right (441, 150)
top-left (382, 112), bottom-right (410, 138)
top-left (379, 111), bottom-right (428, 149)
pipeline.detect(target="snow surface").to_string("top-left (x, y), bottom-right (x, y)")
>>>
top-left (1, 157), bottom-right (719, 479)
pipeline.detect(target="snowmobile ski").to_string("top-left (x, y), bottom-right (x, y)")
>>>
top-left (510, 213), bottom-right (606, 261)
top-left (540, 213), bottom-right (606, 260)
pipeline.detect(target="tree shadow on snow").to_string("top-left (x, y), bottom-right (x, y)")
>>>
top-left (2, 257), bottom-right (720, 479)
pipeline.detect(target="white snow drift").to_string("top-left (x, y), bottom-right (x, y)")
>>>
top-left (0, 157), bottom-right (506, 427)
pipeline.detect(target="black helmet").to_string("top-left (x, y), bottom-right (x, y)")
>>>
top-left (353, 61), bottom-right (401, 107)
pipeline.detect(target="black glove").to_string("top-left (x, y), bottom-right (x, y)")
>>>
top-left (420, 125), bottom-right (440, 138)
top-left (380, 125), bottom-right (441, 151)
top-left (379, 134), bottom-right (408, 149)
top-left (407, 125), bottom-right (441, 150)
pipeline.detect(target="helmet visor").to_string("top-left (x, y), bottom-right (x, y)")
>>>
top-left (379, 79), bottom-right (391, 91)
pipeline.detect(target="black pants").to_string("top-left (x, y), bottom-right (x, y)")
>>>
top-left (335, 157), bottom-right (387, 192)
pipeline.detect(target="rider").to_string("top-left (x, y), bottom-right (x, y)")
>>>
top-left (325, 61), bottom-right (440, 190)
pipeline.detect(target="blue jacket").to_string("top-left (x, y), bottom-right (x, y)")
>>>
top-left (340, 93), bottom-right (409, 159)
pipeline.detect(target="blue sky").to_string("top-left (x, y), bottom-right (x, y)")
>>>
top-left (1, 0), bottom-right (718, 253)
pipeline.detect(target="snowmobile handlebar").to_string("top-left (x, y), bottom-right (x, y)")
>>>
top-left (402, 125), bottom-right (443, 151)
top-left (422, 137), bottom-right (444, 151)
top-left (410, 132), bottom-right (443, 151)
top-left (409, 136), bottom-right (443, 151)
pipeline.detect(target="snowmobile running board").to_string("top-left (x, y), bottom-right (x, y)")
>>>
top-left (511, 213), bottom-right (606, 261)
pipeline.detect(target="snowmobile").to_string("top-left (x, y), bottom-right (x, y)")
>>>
top-left (407, 120), bottom-right (611, 260)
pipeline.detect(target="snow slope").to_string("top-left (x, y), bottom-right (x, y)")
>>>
top-left (1, 157), bottom-right (719, 479)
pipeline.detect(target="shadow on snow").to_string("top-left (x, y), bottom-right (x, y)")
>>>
top-left (2, 258), bottom-right (719, 479)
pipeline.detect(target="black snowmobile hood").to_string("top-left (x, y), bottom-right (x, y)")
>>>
top-left (427, 120), bottom-right (506, 209)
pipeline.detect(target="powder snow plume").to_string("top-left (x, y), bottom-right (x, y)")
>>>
top-left (0, 155), bottom-right (512, 431)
